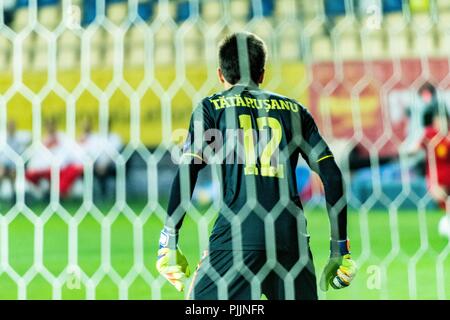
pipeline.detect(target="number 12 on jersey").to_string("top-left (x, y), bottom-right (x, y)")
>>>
top-left (239, 115), bottom-right (285, 179)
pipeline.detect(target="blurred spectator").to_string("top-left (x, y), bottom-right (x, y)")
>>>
top-left (78, 118), bottom-right (123, 200)
top-left (26, 118), bottom-right (83, 199)
top-left (348, 143), bottom-right (396, 171)
top-left (0, 120), bottom-right (30, 203)
top-left (2, 0), bottom-right (15, 26)
top-left (345, 142), bottom-right (401, 208)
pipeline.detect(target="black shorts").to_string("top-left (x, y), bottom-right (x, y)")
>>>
top-left (187, 249), bottom-right (317, 300)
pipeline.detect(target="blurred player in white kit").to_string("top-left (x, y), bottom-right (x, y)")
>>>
top-left (78, 117), bottom-right (123, 200)
top-left (0, 120), bottom-right (30, 203)
top-left (25, 118), bottom-right (83, 198)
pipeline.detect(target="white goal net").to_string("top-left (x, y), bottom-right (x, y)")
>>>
top-left (0, 0), bottom-right (449, 300)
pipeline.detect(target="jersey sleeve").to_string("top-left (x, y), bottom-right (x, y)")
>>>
top-left (181, 100), bottom-right (215, 165)
top-left (298, 106), bottom-right (334, 165)
top-left (298, 105), bottom-right (348, 241)
top-left (166, 100), bottom-right (215, 231)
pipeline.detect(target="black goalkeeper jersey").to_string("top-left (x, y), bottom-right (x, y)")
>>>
top-left (181, 84), bottom-right (334, 252)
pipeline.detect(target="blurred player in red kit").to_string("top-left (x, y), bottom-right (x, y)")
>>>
top-left (419, 108), bottom-right (450, 239)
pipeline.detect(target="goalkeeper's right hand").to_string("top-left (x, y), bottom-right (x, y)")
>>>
top-left (156, 226), bottom-right (190, 292)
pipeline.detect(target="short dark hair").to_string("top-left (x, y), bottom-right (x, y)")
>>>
top-left (419, 82), bottom-right (436, 96)
top-left (218, 32), bottom-right (267, 85)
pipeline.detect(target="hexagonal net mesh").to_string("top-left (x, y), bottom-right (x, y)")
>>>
top-left (0, 0), bottom-right (449, 300)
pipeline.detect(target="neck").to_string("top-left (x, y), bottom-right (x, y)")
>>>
top-left (226, 80), bottom-right (259, 90)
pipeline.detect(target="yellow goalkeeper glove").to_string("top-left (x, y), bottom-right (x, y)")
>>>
top-left (320, 239), bottom-right (357, 291)
top-left (156, 227), bottom-right (190, 292)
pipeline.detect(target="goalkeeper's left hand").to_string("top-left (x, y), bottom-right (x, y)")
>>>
top-left (320, 239), bottom-right (357, 291)
top-left (156, 226), bottom-right (190, 292)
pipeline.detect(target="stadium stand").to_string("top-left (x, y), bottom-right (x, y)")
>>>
top-left (1, 0), bottom-right (449, 69)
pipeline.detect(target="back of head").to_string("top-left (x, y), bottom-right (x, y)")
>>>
top-left (419, 82), bottom-right (437, 104)
top-left (7, 120), bottom-right (16, 135)
top-left (45, 117), bottom-right (58, 135)
top-left (218, 32), bottom-right (267, 85)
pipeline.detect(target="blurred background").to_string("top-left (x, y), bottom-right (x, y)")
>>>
top-left (0, 0), bottom-right (449, 300)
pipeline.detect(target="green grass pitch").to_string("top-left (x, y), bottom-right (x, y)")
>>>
top-left (0, 204), bottom-right (449, 300)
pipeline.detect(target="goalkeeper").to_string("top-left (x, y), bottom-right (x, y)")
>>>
top-left (157, 32), bottom-right (357, 300)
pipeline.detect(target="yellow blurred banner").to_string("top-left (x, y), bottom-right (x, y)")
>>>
top-left (0, 62), bottom-right (308, 147)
